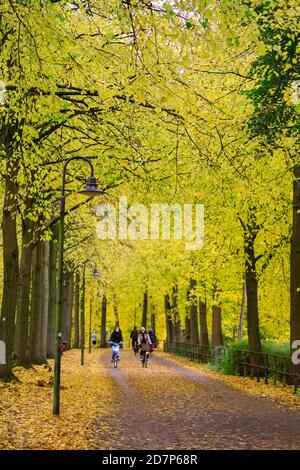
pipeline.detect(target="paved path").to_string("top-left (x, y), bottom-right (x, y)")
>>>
top-left (93, 350), bottom-right (300, 450)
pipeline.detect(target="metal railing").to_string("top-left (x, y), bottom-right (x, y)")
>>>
top-left (164, 341), bottom-right (300, 394)
top-left (235, 349), bottom-right (300, 393)
top-left (163, 341), bottom-right (226, 364)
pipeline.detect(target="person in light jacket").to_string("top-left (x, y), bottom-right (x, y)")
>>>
top-left (138, 327), bottom-right (152, 360)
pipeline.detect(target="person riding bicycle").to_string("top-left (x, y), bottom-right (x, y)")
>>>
top-left (130, 325), bottom-right (139, 351)
top-left (138, 327), bottom-right (152, 361)
top-left (109, 325), bottom-right (123, 362)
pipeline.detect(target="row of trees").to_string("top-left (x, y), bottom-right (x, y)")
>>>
top-left (14, 239), bottom-right (109, 366)
top-left (164, 281), bottom-right (222, 348)
top-left (1, 0), bottom-right (201, 378)
top-left (0, 0), bottom-right (299, 380)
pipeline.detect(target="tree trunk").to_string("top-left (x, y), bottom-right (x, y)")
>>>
top-left (14, 221), bottom-right (34, 365)
top-left (142, 290), bottom-right (148, 329)
top-left (245, 239), bottom-right (262, 354)
top-left (185, 315), bottom-right (191, 343)
top-left (172, 284), bottom-right (181, 342)
top-left (164, 294), bottom-right (173, 342)
top-left (245, 269), bottom-right (262, 353)
top-left (238, 277), bottom-right (247, 341)
top-left (291, 165), bottom-right (300, 371)
top-left (62, 271), bottom-right (74, 349)
top-left (47, 232), bottom-right (58, 358)
top-left (28, 241), bottom-right (44, 364)
top-left (151, 312), bottom-right (156, 335)
top-left (72, 272), bottom-right (80, 348)
top-left (212, 303), bottom-right (223, 347)
top-left (39, 241), bottom-right (49, 363)
top-left (189, 278), bottom-right (200, 344)
top-left (0, 156), bottom-right (19, 379)
top-left (240, 208), bottom-right (262, 357)
top-left (100, 294), bottom-right (107, 347)
top-left (62, 273), bottom-right (68, 345)
top-left (199, 299), bottom-right (209, 347)
top-left (113, 294), bottom-right (119, 327)
top-left (67, 273), bottom-right (74, 349)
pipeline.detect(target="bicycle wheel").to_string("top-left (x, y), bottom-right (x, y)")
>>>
top-left (112, 352), bottom-right (118, 368)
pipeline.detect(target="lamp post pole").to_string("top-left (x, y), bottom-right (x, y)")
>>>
top-left (52, 156), bottom-right (101, 416)
top-left (89, 295), bottom-right (93, 354)
top-left (81, 263), bottom-right (86, 367)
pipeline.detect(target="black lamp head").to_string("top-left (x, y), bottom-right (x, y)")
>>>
top-left (80, 175), bottom-right (101, 197)
top-left (92, 268), bottom-right (100, 278)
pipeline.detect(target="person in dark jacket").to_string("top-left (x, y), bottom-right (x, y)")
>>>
top-left (109, 325), bottom-right (123, 361)
top-left (148, 328), bottom-right (155, 343)
top-left (148, 328), bottom-right (157, 352)
top-left (130, 326), bottom-right (138, 350)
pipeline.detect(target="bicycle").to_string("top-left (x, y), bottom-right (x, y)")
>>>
top-left (140, 343), bottom-right (150, 368)
top-left (110, 342), bottom-right (121, 368)
top-left (133, 340), bottom-right (139, 356)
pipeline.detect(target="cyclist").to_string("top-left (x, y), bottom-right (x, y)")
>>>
top-left (109, 325), bottom-right (123, 362)
top-left (138, 327), bottom-right (152, 361)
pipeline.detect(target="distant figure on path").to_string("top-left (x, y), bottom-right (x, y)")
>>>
top-left (91, 331), bottom-right (98, 347)
top-left (130, 326), bottom-right (138, 350)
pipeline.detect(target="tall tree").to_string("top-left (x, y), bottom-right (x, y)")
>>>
top-left (172, 284), bottom-right (181, 342)
top-left (242, 0), bottom-right (299, 357)
top-left (164, 294), bottom-right (173, 343)
top-left (189, 279), bottom-right (200, 345)
top-left (28, 241), bottom-right (44, 364)
top-left (14, 207), bottom-right (34, 365)
top-left (72, 272), bottom-right (80, 349)
top-left (199, 298), bottom-right (209, 347)
top-left (238, 278), bottom-right (247, 341)
top-left (0, 156), bottom-right (19, 378)
top-left (151, 311), bottom-right (156, 336)
top-left (238, 209), bottom-right (262, 354)
top-left (211, 285), bottom-right (223, 348)
top-left (47, 233), bottom-right (58, 358)
top-left (39, 241), bottom-right (50, 363)
top-left (62, 271), bottom-right (74, 350)
top-left (142, 290), bottom-right (148, 330)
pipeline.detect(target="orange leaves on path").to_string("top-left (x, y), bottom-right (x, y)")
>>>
top-left (2, 349), bottom-right (300, 450)
top-left (0, 350), bottom-right (115, 450)
top-left (92, 350), bottom-right (300, 450)
top-left (163, 353), bottom-right (300, 410)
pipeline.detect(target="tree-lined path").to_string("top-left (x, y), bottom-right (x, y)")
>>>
top-left (0, 0), bottom-right (299, 453)
top-left (93, 350), bottom-right (300, 450)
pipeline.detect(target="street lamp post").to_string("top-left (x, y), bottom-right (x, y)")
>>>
top-left (52, 156), bottom-right (101, 416)
top-left (89, 296), bottom-right (93, 354)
